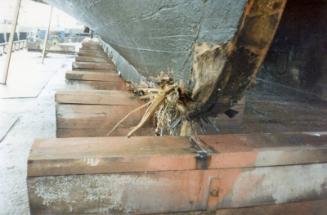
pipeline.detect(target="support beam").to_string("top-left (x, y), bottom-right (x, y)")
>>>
top-left (27, 132), bottom-right (327, 214)
top-left (72, 62), bottom-right (115, 70)
top-left (1, 0), bottom-right (22, 85)
top-left (55, 90), bottom-right (151, 137)
top-left (41, 6), bottom-right (53, 64)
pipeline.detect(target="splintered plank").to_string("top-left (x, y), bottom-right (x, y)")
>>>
top-left (65, 71), bottom-right (121, 82)
top-left (75, 56), bottom-right (108, 63)
top-left (72, 62), bottom-right (115, 70)
top-left (28, 133), bottom-right (327, 214)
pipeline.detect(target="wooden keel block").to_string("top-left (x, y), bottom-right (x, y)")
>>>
top-left (55, 90), bottom-right (151, 137)
top-left (65, 70), bottom-right (127, 91)
top-left (75, 55), bottom-right (108, 63)
top-left (27, 132), bottom-right (327, 214)
top-left (72, 62), bottom-right (115, 70)
top-left (55, 90), bottom-right (138, 105)
top-left (80, 45), bottom-right (101, 50)
top-left (65, 80), bottom-right (127, 91)
top-left (65, 71), bottom-right (121, 82)
top-left (69, 69), bottom-right (114, 73)
top-left (77, 49), bottom-right (107, 57)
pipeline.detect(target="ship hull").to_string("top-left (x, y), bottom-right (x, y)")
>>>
top-left (44, 0), bottom-right (287, 117)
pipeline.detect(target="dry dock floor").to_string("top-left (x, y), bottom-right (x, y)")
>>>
top-left (0, 51), bottom-right (74, 214)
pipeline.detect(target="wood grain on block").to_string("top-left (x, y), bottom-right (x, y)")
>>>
top-left (75, 56), bottom-right (108, 63)
top-left (55, 90), bottom-right (139, 106)
top-left (72, 62), bottom-right (115, 70)
top-left (70, 69), bottom-right (115, 73)
top-left (80, 45), bottom-right (101, 50)
top-left (66, 80), bottom-right (127, 90)
top-left (66, 71), bottom-right (121, 82)
top-left (28, 132), bottom-right (327, 176)
top-left (57, 126), bottom-right (154, 138)
top-left (27, 133), bottom-right (327, 213)
top-left (56, 104), bottom-right (144, 129)
top-left (55, 90), bottom-right (148, 137)
top-left (78, 49), bottom-right (107, 57)
top-left (28, 165), bottom-right (327, 214)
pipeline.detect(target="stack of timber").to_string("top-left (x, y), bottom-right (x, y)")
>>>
top-left (27, 133), bottom-right (327, 214)
top-left (66, 42), bottom-right (126, 91)
top-left (57, 40), bottom-right (153, 137)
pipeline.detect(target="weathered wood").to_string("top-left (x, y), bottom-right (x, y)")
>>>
top-left (75, 55), bottom-right (108, 63)
top-left (80, 45), bottom-right (101, 51)
top-left (27, 133), bottom-right (327, 214)
top-left (66, 80), bottom-right (127, 90)
top-left (216, 199), bottom-right (327, 215)
top-left (77, 49), bottom-right (107, 57)
top-left (57, 127), bottom-right (154, 138)
top-left (66, 71), bottom-right (121, 82)
top-left (28, 132), bottom-right (327, 176)
top-left (55, 90), bottom-right (149, 137)
top-left (56, 104), bottom-right (143, 129)
top-left (69, 69), bottom-right (114, 73)
top-left (187, 0), bottom-right (288, 119)
top-left (27, 164), bottom-right (327, 214)
top-left (55, 90), bottom-right (134, 105)
top-left (72, 62), bottom-right (115, 70)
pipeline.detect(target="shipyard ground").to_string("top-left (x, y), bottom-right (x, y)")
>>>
top-left (0, 51), bottom-right (73, 214)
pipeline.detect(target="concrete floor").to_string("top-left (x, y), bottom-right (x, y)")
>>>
top-left (0, 51), bottom-right (74, 214)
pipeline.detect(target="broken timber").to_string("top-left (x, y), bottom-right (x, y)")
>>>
top-left (27, 132), bottom-right (327, 214)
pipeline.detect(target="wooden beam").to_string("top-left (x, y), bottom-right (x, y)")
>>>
top-left (27, 132), bottom-right (327, 214)
top-left (55, 90), bottom-right (149, 137)
top-left (65, 70), bottom-right (120, 82)
top-left (55, 90), bottom-right (139, 106)
top-left (66, 79), bottom-right (127, 90)
top-left (72, 62), bottom-right (115, 70)
top-left (77, 49), bottom-right (107, 57)
top-left (28, 132), bottom-right (327, 176)
top-left (75, 56), bottom-right (108, 63)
